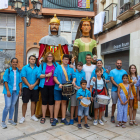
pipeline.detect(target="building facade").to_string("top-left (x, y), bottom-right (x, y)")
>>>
top-left (96, 0), bottom-right (140, 82)
top-left (0, 0), bottom-right (97, 83)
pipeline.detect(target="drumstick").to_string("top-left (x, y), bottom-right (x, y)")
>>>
top-left (74, 56), bottom-right (76, 60)
top-left (46, 69), bottom-right (53, 82)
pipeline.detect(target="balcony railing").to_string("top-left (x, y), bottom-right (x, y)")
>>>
top-left (43, 0), bottom-right (94, 11)
top-left (103, 3), bottom-right (117, 29)
top-left (132, 0), bottom-right (140, 11)
top-left (8, 0), bottom-right (29, 7)
top-left (119, 0), bottom-right (140, 14)
top-left (104, 3), bottom-right (117, 24)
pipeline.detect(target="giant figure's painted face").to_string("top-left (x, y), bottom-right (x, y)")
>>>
top-left (81, 21), bottom-right (91, 33)
top-left (50, 23), bottom-right (59, 32)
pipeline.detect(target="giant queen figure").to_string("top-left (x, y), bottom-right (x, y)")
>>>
top-left (35, 14), bottom-right (69, 118)
top-left (72, 17), bottom-right (97, 65)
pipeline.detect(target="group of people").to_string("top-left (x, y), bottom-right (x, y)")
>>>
top-left (1, 14), bottom-right (140, 130)
top-left (1, 52), bottom-right (140, 129)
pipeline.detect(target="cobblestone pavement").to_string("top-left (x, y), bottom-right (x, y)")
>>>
top-left (0, 85), bottom-right (140, 140)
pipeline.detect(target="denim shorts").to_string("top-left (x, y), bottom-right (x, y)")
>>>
top-left (54, 89), bottom-right (69, 101)
top-left (78, 105), bottom-right (89, 116)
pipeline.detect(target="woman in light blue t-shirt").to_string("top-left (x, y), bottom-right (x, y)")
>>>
top-left (2, 58), bottom-right (22, 129)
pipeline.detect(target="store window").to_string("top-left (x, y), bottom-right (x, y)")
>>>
top-left (59, 17), bottom-right (81, 52)
top-left (0, 14), bottom-right (16, 42)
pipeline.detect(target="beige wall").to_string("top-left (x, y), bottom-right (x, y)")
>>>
top-left (98, 18), bottom-right (140, 44)
top-left (97, 18), bottom-right (140, 74)
top-left (130, 30), bottom-right (140, 74)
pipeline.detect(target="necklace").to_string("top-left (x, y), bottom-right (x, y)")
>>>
top-left (81, 35), bottom-right (90, 38)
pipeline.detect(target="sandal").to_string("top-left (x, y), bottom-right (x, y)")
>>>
top-left (122, 123), bottom-right (126, 128)
top-left (116, 123), bottom-right (122, 127)
top-left (40, 118), bottom-right (46, 124)
top-left (129, 120), bottom-right (133, 125)
top-left (133, 120), bottom-right (138, 126)
top-left (50, 118), bottom-right (53, 123)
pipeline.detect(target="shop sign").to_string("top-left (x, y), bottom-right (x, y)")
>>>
top-left (101, 34), bottom-right (130, 55)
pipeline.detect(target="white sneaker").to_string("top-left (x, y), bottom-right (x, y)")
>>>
top-left (93, 120), bottom-right (98, 125)
top-left (101, 116), bottom-right (107, 122)
top-left (87, 115), bottom-right (92, 121)
top-left (19, 117), bottom-right (25, 124)
top-left (98, 119), bottom-right (104, 125)
top-left (31, 115), bottom-right (38, 122)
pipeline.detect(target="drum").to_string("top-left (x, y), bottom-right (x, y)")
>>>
top-left (80, 98), bottom-right (91, 107)
top-left (95, 95), bottom-right (110, 105)
top-left (62, 83), bottom-right (75, 97)
top-left (74, 87), bottom-right (79, 93)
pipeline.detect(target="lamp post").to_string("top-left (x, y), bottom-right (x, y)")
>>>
top-left (10, 0), bottom-right (43, 66)
top-left (9, 0), bottom-right (43, 123)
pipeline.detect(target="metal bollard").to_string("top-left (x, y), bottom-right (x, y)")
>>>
top-left (14, 97), bottom-right (19, 123)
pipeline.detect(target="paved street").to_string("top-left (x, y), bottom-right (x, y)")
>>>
top-left (0, 85), bottom-right (140, 140)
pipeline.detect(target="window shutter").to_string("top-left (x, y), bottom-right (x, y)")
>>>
top-left (0, 15), bottom-right (6, 27)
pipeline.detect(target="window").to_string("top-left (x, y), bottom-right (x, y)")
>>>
top-left (59, 17), bottom-right (81, 52)
top-left (0, 14), bottom-right (16, 42)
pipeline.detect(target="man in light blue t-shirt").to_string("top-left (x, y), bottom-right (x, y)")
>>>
top-left (110, 59), bottom-right (127, 123)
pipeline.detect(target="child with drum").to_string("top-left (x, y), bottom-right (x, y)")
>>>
top-left (90, 68), bottom-right (108, 126)
top-left (69, 62), bottom-right (86, 125)
top-left (116, 74), bottom-right (131, 128)
top-left (76, 80), bottom-right (91, 129)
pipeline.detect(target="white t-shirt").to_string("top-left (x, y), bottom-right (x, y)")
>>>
top-left (13, 70), bottom-right (16, 90)
top-left (83, 64), bottom-right (96, 88)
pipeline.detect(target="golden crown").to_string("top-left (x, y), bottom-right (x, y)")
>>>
top-left (49, 14), bottom-right (60, 25)
top-left (81, 17), bottom-right (91, 22)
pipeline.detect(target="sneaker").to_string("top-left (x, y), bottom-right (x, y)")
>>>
top-left (74, 117), bottom-right (78, 122)
top-left (84, 124), bottom-right (90, 129)
top-left (77, 124), bottom-right (82, 129)
top-left (111, 116), bottom-right (115, 123)
top-left (69, 119), bottom-right (74, 125)
top-left (93, 120), bottom-right (98, 126)
top-left (51, 119), bottom-right (59, 126)
top-left (74, 117), bottom-right (82, 122)
top-left (61, 118), bottom-right (69, 125)
top-left (1, 122), bottom-right (7, 129)
top-left (81, 115), bottom-right (84, 119)
top-left (87, 115), bottom-right (92, 121)
top-left (19, 117), bottom-right (25, 124)
top-left (98, 120), bottom-right (104, 125)
top-left (31, 115), bottom-right (38, 122)
top-left (8, 120), bottom-right (17, 126)
top-left (102, 116), bottom-right (107, 122)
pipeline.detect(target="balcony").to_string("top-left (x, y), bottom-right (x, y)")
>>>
top-left (8, 0), bottom-right (29, 7)
top-left (42, 0), bottom-right (94, 11)
top-left (117, 0), bottom-right (135, 21)
top-left (103, 3), bottom-right (117, 29)
top-left (132, 0), bottom-right (140, 11)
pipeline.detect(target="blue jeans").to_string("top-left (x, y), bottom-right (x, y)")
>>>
top-left (78, 105), bottom-right (89, 117)
top-left (2, 90), bottom-right (18, 122)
